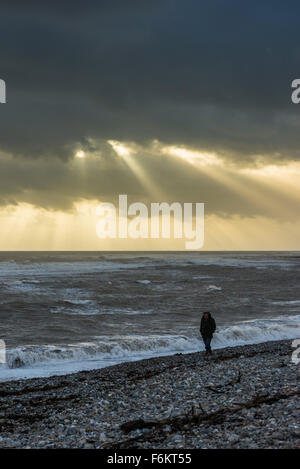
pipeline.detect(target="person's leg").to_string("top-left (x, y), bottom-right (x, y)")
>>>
top-left (203, 337), bottom-right (209, 353)
top-left (207, 337), bottom-right (212, 354)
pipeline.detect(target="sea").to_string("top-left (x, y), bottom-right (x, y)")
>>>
top-left (0, 251), bottom-right (299, 381)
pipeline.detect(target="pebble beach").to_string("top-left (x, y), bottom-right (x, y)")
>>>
top-left (0, 339), bottom-right (299, 449)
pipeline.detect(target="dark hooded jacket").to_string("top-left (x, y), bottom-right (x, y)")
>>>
top-left (200, 313), bottom-right (216, 338)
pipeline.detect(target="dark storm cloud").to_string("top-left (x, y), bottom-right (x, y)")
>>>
top-left (0, 0), bottom-right (300, 214)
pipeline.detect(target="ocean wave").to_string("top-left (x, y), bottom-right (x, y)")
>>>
top-left (270, 300), bottom-right (300, 305)
top-left (213, 315), bottom-right (300, 347)
top-left (100, 308), bottom-right (152, 316)
top-left (61, 299), bottom-right (94, 306)
top-left (2, 315), bottom-right (299, 379)
top-left (3, 280), bottom-right (42, 293)
top-left (5, 336), bottom-right (197, 370)
top-left (206, 285), bottom-right (222, 291)
top-left (185, 256), bottom-right (298, 269)
top-left (51, 306), bottom-right (152, 316)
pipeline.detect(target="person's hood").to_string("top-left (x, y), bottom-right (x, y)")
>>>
top-left (202, 312), bottom-right (212, 318)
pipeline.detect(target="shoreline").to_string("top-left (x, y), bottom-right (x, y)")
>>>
top-left (3, 314), bottom-right (300, 383)
top-left (0, 339), bottom-right (299, 448)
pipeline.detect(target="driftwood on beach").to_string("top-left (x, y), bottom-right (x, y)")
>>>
top-left (118, 389), bottom-right (299, 446)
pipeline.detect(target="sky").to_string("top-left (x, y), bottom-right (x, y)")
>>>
top-left (0, 0), bottom-right (300, 250)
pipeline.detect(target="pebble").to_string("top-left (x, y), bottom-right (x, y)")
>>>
top-left (0, 339), bottom-right (298, 449)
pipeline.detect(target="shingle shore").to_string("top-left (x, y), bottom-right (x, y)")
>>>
top-left (0, 339), bottom-right (299, 448)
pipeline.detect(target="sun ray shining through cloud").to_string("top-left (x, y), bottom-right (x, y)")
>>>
top-left (1, 135), bottom-right (300, 249)
top-left (158, 141), bottom-right (300, 221)
top-left (107, 140), bottom-right (166, 199)
top-left (160, 145), bottom-right (223, 167)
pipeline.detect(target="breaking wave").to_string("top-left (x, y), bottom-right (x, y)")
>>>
top-left (206, 285), bottom-right (222, 291)
top-left (1, 315), bottom-right (299, 381)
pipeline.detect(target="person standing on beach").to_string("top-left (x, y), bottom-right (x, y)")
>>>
top-left (200, 312), bottom-right (216, 355)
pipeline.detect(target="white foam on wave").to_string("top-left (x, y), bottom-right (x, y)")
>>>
top-left (51, 305), bottom-right (152, 316)
top-left (0, 314), bottom-right (299, 382)
top-left (51, 307), bottom-right (100, 316)
top-left (207, 285), bottom-right (222, 291)
top-left (213, 315), bottom-right (300, 347)
top-left (270, 300), bottom-right (300, 306)
top-left (100, 308), bottom-right (152, 316)
top-left (3, 280), bottom-right (41, 294)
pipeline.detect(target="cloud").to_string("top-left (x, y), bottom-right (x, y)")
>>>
top-left (0, 139), bottom-right (299, 225)
top-left (1, 1), bottom-right (300, 161)
top-left (0, 1), bottom-right (300, 227)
